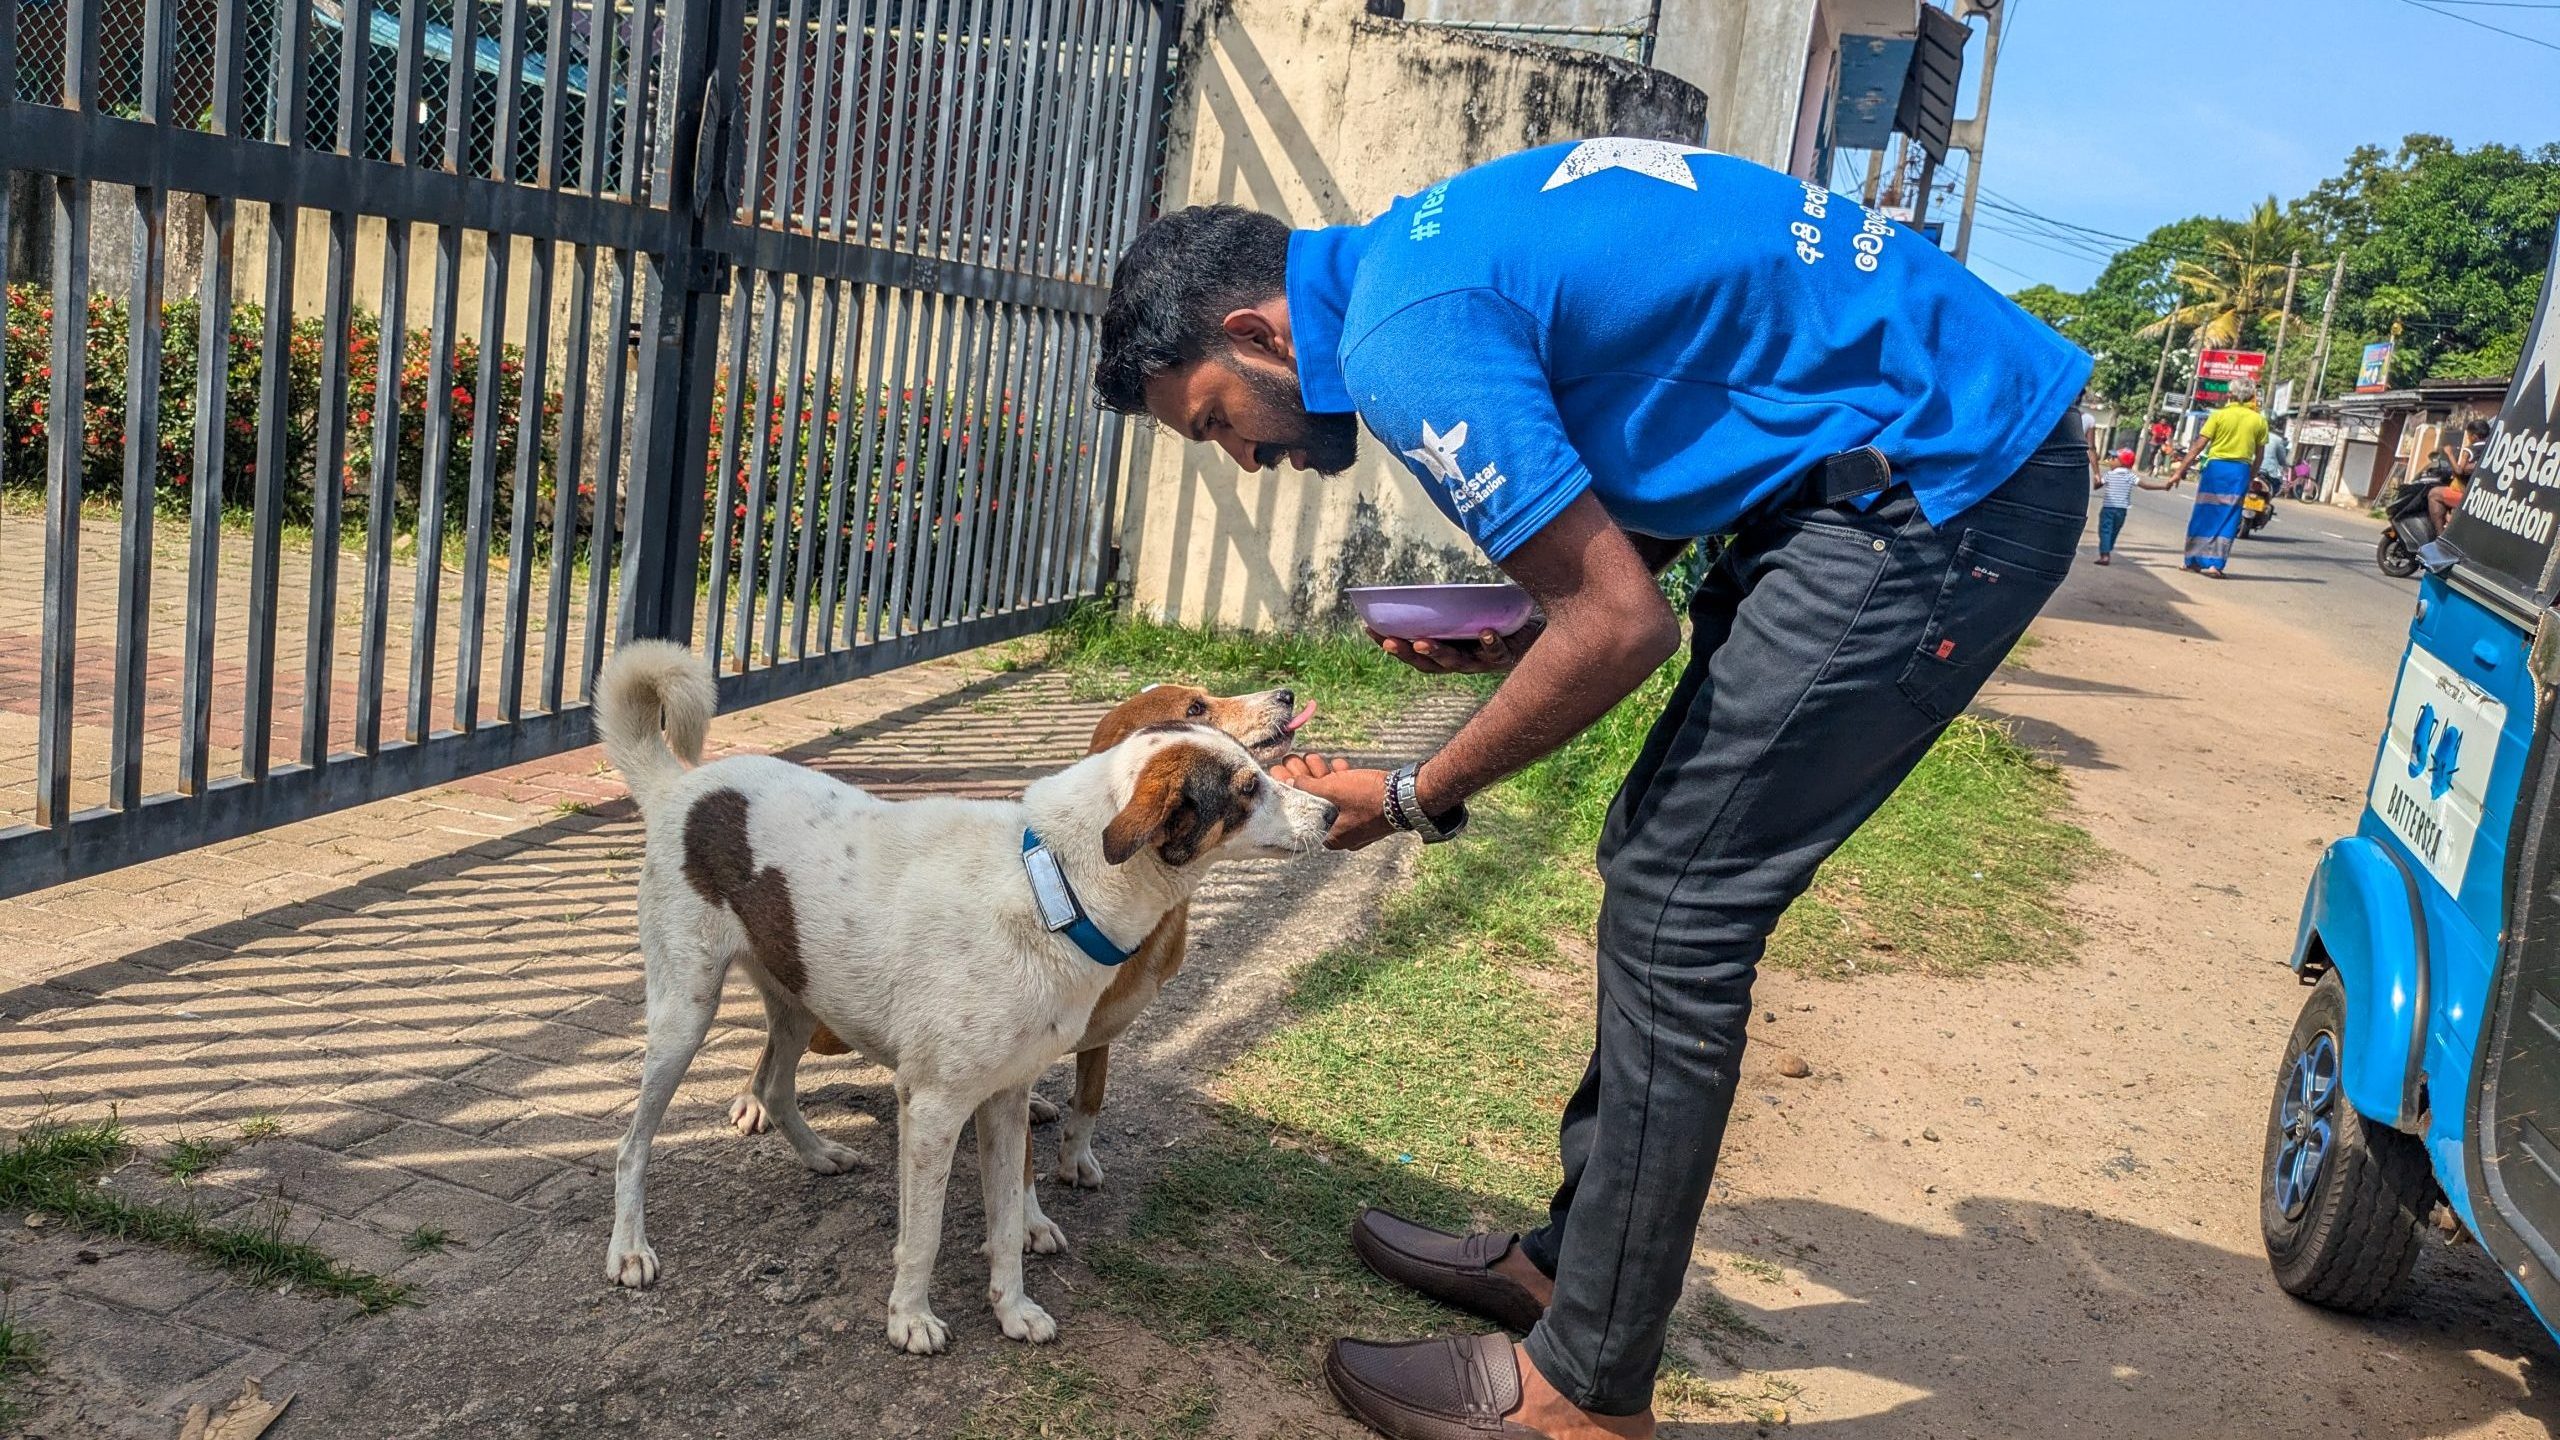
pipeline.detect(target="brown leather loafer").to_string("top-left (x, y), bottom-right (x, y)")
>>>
top-left (1352, 1208), bottom-right (1548, 1333)
top-left (1325, 1332), bottom-right (1547, 1439)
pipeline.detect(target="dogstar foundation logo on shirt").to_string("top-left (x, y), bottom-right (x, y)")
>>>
top-left (1402, 420), bottom-right (1507, 516)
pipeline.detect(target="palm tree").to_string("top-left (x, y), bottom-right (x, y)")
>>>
top-left (2140, 198), bottom-right (2306, 348)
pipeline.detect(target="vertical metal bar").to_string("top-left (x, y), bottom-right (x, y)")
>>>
top-left (993, 0), bottom-right (1058, 612)
top-left (916, 0), bottom-right (995, 626)
top-left (179, 0), bottom-right (245, 794)
top-left (771, 0), bottom-right (812, 231)
top-left (614, 0), bottom-right (732, 651)
top-left (955, 0), bottom-right (1030, 621)
top-left (1026, 0), bottom-right (1098, 604)
top-left (35, 178), bottom-right (86, 828)
top-left (810, 0), bottom-right (866, 644)
top-left (741, 0), bottom-right (780, 224)
top-left (760, 279), bottom-right (810, 662)
top-left (408, 0), bottom-right (481, 741)
top-left (851, 0), bottom-right (896, 247)
top-left (108, 0), bottom-right (176, 811)
top-left (983, 0), bottom-right (1043, 613)
top-left (354, 0), bottom-right (428, 755)
top-left (1065, 0), bottom-right (1144, 596)
top-left (296, 0), bottom-right (373, 769)
top-left (1055, 0), bottom-right (1128, 600)
top-left (498, 233), bottom-right (554, 722)
top-left (792, 279), bottom-right (839, 659)
top-left (577, 0), bottom-right (645, 695)
top-left (455, 0), bottom-right (531, 730)
top-left (546, 0), bottom-right (619, 709)
top-left (901, 0), bottom-right (973, 629)
top-left (1008, 0), bottom-right (1076, 609)
top-left (538, 0), bottom-right (574, 187)
top-left (733, 272), bottom-right (784, 664)
top-left (862, 0), bottom-right (927, 641)
top-left (240, 0), bottom-right (311, 779)
top-left (703, 280), bottom-right (753, 663)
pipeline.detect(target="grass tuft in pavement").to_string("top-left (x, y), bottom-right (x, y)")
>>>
top-left (156, 1135), bottom-right (232, 1184)
top-left (0, 1291), bottom-right (40, 1429)
top-left (957, 1355), bottom-right (1220, 1440)
top-left (0, 1119), bottom-right (411, 1313)
top-left (403, 1225), bottom-right (453, 1254)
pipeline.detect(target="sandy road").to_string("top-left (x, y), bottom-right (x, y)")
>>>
top-left (1672, 497), bottom-right (2556, 1437)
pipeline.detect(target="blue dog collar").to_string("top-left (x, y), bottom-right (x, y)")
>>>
top-left (1020, 830), bottom-right (1133, 967)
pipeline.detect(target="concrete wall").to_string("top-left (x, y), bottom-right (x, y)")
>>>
top-left (1117, 0), bottom-right (1710, 631)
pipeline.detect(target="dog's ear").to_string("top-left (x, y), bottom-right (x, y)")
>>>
top-left (1104, 748), bottom-right (1188, 864)
top-left (1103, 743), bottom-right (1225, 865)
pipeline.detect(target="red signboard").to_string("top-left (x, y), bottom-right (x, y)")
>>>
top-left (2193, 348), bottom-right (2268, 404)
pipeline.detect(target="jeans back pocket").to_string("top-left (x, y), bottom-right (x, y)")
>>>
top-left (1895, 529), bottom-right (2075, 723)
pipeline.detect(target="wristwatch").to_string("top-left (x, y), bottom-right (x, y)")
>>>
top-left (1384, 762), bottom-right (1470, 844)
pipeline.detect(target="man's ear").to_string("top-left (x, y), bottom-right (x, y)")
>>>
top-left (1104, 753), bottom-right (1187, 865)
top-left (1220, 303), bottom-right (1289, 366)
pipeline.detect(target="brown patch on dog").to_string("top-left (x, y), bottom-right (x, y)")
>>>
top-left (1101, 739), bottom-right (1257, 867)
top-left (682, 788), bottom-right (808, 995)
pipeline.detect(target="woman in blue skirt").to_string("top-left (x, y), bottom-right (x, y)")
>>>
top-left (2166, 379), bottom-right (2270, 576)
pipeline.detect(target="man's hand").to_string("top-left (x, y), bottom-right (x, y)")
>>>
top-left (1271, 754), bottom-right (1395, 851)
top-left (1370, 620), bottom-right (1539, 675)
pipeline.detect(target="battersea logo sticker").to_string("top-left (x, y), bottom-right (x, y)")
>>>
top-left (2370, 644), bottom-right (2506, 894)
top-left (1402, 420), bottom-right (1507, 517)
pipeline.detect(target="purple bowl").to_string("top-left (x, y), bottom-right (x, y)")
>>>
top-left (1343, 583), bottom-right (1537, 642)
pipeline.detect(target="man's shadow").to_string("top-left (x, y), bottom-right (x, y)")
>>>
top-left (1651, 1194), bottom-right (2554, 1437)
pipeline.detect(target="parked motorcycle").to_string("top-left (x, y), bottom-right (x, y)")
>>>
top-left (2242, 477), bottom-right (2278, 537)
top-left (2376, 472), bottom-right (2443, 579)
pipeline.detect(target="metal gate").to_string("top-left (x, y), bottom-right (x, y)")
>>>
top-left (0, 0), bottom-right (1176, 895)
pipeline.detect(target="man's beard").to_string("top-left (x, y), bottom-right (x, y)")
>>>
top-left (1230, 360), bottom-right (1361, 475)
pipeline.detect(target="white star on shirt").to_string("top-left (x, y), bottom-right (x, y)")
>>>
top-left (1540, 138), bottom-right (1713, 193)
top-left (1402, 420), bottom-right (1469, 484)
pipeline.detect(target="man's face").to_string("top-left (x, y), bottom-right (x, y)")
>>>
top-left (1143, 353), bottom-right (1361, 476)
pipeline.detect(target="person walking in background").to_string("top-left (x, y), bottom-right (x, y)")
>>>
top-left (2092, 448), bottom-right (2165, 565)
top-left (2166, 380), bottom-right (2270, 576)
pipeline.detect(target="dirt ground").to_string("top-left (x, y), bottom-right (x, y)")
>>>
top-left (14, 509), bottom-right (2559, 1438)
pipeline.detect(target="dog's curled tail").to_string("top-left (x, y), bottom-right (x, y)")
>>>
top-left (595, 639), bottom-right (717, 814)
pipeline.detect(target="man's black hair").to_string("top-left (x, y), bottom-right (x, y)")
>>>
top-left (2466, 416), bottom-right (2494, 438)
top-left (1093, 205), bottom-right (1291, 415)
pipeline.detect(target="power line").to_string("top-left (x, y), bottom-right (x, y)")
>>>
top-left (2426, 0), bottom-right (2560, 9)
top-left (2384, 0), bottom-right (2560, 50)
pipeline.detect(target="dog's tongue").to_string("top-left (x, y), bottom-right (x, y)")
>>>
top-left (1283, 699), bottom-right (1318, 734)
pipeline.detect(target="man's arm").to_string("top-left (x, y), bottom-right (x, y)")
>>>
top-left (1418, 494), bottom-right (1680, 813)
top-left (1283, 493), bottom-right (1680, 848)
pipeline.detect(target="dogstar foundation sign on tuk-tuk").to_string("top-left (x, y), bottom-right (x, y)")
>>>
top-left (2268, 219), bottom-right (2560, 1335)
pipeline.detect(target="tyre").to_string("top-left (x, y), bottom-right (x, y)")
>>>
top-left (2261, 971), bottom-right (2435, 1313)
top-left (2377, 532), bottom-right (2420, 578)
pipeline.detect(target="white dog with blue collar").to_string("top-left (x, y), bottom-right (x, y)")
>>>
top-left (590, 641), bottom-right (1337, 1355)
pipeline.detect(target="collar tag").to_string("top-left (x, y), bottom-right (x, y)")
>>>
top-left (1022, 842), bottom-right (1079, 933)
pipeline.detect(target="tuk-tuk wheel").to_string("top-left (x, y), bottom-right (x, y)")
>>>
top-left (2260, 972), bottom-right (2435, 1313)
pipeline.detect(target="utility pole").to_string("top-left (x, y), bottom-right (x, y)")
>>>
top-left (2304, 251), bottom-right (2347, 406)
top-left (1949, 0), bottom-right (2007, 265)
top-left (2141, 321), bottom-right (2179, 469)
top-left (2269, 250), bottom-right (2301, 408)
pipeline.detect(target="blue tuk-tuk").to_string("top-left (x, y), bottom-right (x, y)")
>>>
top-left (2267, 228), bottom-right (2560, 1337)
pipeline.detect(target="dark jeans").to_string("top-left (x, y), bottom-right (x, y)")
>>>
top-left (1515, 416), bottom-right (2089, 1416)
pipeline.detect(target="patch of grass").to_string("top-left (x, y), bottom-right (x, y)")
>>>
top-left (1725, 1253), bottom-right (1785, 1284)
top-left (0, 1293), bottom-right (40, 1430)
top-left (237, 1114), bottom-right (285, 1144)
top-left (955, 1356), bottom-right (1220, 1440)
top-left (402, 1225), bottom-right (452, 1254)
top-left (551, 799), bottom-right (593, 818)
top-left (1028, 601), bottom-right (1498, 746)
top-left (156, 1135), bottom-right (231, 1184)
top-left (0, 1119), bottom-right (410, 1312)
top-left (2002, 629), bottom-right (2045, 669)
top-left (1767, 714), bottom-right (2095, 979)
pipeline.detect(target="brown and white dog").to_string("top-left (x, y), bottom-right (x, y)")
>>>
top-left (592, 643), bottom-right (1334, 1353)
top-left (776, 682), bottom-right (1313, 1246)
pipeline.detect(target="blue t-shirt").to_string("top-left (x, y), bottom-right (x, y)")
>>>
top-left (1286, 140), bottom-right (2094, 561)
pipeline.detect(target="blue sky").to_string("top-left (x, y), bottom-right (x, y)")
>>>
top-left (1934, 0), bottom-right (2560, 295)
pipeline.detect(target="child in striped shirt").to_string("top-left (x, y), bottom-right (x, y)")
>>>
top-left (2092, 448), bottom-right (2165, 565)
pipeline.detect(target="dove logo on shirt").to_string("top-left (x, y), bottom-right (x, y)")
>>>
top-left (1402, 420), bottom-right (1508, 516)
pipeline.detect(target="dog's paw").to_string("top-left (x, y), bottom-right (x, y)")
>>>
top-left (991, 1293), bottom-right (1057, 1345)
top-left (606, 1241), bottom-right (660, 1289)
top-left (1024, 1214), bottom-right (1068, 1255)
top-left (886, 1307), bottom-right (950, 1355)
top-left (1027, 1095), bottom-right (1061, 1125)
top-left (1056, 1146), bottom-right (1104, 1190)
top-left (801, 1138), bottom-right (861, 1175)
top-left (727, 1094), bottom-right (772, 1135)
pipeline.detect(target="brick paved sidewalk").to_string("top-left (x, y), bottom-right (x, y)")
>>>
top-left (0, 648), bottom-right (1150, 1437)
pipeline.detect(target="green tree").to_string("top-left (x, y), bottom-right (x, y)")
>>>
top-left (2143, 198), bottom-right (2307, 349)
